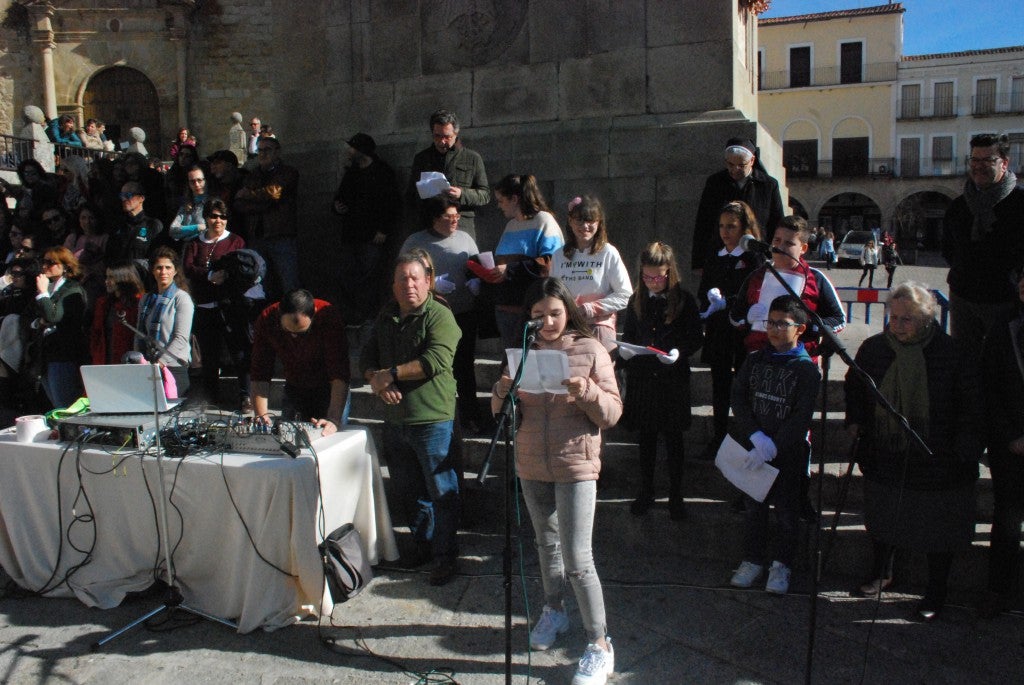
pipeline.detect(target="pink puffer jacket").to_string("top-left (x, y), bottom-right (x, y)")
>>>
top-left (491, 334), bottom-right (622, 483)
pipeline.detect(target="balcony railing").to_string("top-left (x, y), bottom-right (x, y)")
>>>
top-left (0, 133), bottom-right (122, 172)
top-left (785, 156), bottom-right (965, 179)
top-left (972, 91), bottom-right (1024, 116)
top-left (759, 61), bottom-right (898, 90)
top-left (896, 96), bottom-right (960, 120)
top-left (895, 157), bottom-right (964, 178)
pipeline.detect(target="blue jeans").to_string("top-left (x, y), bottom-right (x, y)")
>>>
top-left (521, 479), bottom-right (607, 642)
top-left (382, 420), bottom-right (460, 560)
top-left (42, 361), bottom-right (83, 410)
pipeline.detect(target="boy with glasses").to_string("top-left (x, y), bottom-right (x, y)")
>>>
top-left (728, 295), bottom-right (821, 595)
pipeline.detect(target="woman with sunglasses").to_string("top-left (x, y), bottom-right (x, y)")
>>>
top-left (30, 247), bottom-right (88, 409)
top-left (620, 241), bottom-right (703, 519)
top-left (182, 199), bottom-right (248, 408)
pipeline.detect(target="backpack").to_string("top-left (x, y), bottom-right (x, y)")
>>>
top-left (319, 523), bottom-right (373, 603)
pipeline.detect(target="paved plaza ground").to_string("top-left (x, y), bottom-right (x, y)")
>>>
top-left (3, 254), bottom-right (1024, 684)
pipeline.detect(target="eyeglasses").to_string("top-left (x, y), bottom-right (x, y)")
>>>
top-left (41, 259), bottom-right (58, 267)
top-left (441, 213), bottom-right (460, 221)
top-left (189, 177), bottom-right (206, 184)
top-left (967, 155), bottom-right (1003, 166)
top-left (641, 274), bottom-right (668, 282)
top-left (762, 319), bottom-right (800, 330)
top-left (207, 214), bottom-right (228, 221)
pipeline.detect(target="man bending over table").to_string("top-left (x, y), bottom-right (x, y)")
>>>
top-left (251, 288), bottom-right (349, 435)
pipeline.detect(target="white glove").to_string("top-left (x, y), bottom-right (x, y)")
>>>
top-left (657, 348), bottom-right (680, 365)
top-left (617, 344), bottom-right (636, 360)
top-left (749, 430), bottom-right (777, 465)
top-left (700, 288), bottom-right (726, 320)
top-left (466, 278), bottom-right (481, 296)
top-left (434, 273), bottom-right (456, 295)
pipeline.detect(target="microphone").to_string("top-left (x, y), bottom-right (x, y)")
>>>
top-left (523, 317), bottom-right (545, 332)
top-left (739, 234), bottom-right (774, 257)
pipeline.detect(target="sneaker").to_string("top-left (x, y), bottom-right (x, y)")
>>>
top-left (730, 561), bottom-right (764, 588)
top-left (572, 638), bottom-right (614, 685)
top-left (529, 605), bottom-right (569, 650)
top-left (765, 561), bottom-right (791, 595)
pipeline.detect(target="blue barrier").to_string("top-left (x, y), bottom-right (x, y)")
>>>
top-left (835, 286), bottom-right (949, 332)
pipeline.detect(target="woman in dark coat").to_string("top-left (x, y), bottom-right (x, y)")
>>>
top-left (845, 281), bottom-right (983, 621)
top-left (31, 246), bottom-right (88, 408)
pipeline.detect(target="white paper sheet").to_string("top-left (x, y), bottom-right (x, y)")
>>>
top-left (505, 348), bottom-right (571, 394)
top-left (749, 270), bottom-right (806, 332)
top-left (415, 171), bottom-right (451, 199)
top-left (714, 434), bottom-right (779, 503)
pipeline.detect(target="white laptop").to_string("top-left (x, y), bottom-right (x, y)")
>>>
top-left (80, 364), bottom-right (183, 414)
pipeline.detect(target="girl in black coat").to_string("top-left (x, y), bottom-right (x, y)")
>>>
top-left (621, 241), bottom-right (702, 519)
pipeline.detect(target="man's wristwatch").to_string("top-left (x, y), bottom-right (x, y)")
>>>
top-left (388, 366), bottom-right (399, 382)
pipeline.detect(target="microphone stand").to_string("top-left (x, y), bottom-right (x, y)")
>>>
top-left (477, 323), bottom-right (536, 685)
top-left (92, 312), bottom-right (236, 650)
top-left (746, 247), bottom-right (932, 685)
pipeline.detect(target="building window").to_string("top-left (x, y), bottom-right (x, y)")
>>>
top-left (900, 84), bottom-right (921, 119)
top-left (933, 81), bottom-right (955, 117)
top-left (1012, 77), bottom-right (1024, 113)
top-left (840, 42), bottom-right (863, 84)
top-left (833, 137), bottom-right (869, 177)
top-left (900, 138), bottom-right (921, 178)
top-left (974, 78), bottom-right (996, 114)
top-left (783, 139), bottom-right (818, 178)
top-left (757, 50), bottom-right (763, 91)
top-left (790, 47), bottom-right (810, 88)
top-left (931, 136), bottom-right (954, 176)
top-left (1009, 133), bottom-right (1024, 175)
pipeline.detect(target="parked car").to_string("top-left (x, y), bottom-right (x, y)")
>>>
top-left (836, 230), bottom-right (877, 266)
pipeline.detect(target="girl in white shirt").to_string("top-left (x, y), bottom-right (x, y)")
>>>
top-left (550, 195), bottom-right (632, 350)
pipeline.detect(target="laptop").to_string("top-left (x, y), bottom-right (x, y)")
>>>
top-left (80, 364), bottom-right (183, 414)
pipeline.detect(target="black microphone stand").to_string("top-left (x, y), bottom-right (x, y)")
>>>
top-left (92, 313), bottom-right (236, 650)
top-left (746, 247), bottom-right (932, 684)
top-left (477, 323), bottom-right (536, 685)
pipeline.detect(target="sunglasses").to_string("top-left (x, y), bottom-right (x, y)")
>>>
top-left (41, 259), bottom-right (58, 267)
top-left (207, 213), bottom-right (228, 220)
top-left (119, 192), bottom-right (139, 200)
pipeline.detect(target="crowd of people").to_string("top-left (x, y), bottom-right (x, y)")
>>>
top-left (1, 109), bottom-right (1021, 684)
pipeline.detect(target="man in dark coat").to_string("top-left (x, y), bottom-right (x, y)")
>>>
top-left (406, 109), bottom-right (490, 240)
top-left (941, 132), bottom-right (1024, 350)
top-left (691, 137), bottom-right (784, 271)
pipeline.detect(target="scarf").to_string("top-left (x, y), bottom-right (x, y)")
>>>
top-left (875, 322), bottom-right (936, 454)
top-left (963, 169), bottom-right (1017, 241)
top-left (138, 283), bottom-right (178, 361)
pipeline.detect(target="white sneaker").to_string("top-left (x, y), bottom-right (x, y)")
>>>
top-left (730, 561), bottom-right (764, 588)
top-left (529, 605), bottom-right (569, 651)
top-left (765, 560), bottom-right (791, 595)
top-left (572, 637), bottom-right (614, 685)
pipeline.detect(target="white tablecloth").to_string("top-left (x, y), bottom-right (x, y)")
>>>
top-left (0, 425), bottom-right (398, 633)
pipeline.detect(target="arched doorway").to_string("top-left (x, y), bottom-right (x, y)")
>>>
top-left (788, 195), bottom-right (809, 220)
top-left (818, 192), bottom-right (881, 240)
top-left (83, 67), bottom-right (161, 153)
top-left (893, 191), bottom-right (953, 251)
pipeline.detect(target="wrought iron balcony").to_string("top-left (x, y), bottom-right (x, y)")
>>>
top-left (758, 61), bottom-right (898, 90)
top-left (896, 96), bottom-right (960, 120)
top-left (971, 91), bottom-right (1024, 116)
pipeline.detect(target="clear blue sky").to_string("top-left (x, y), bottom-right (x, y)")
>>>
top-left (760, 1), bottom-right (1024, 55)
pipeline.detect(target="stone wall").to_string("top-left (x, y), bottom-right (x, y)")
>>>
top-left (183, 0), bottom-right (781, 289)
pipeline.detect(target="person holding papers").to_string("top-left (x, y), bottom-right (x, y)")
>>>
top-left (728, 295), bottom-right (821, 595)
top-left (620, 241), bottom-right (703, 519)
top-left (491, 277), bottom-right (621, 685)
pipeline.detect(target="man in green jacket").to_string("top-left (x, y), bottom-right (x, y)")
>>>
top-left (406, 108), bottom-right (490, 240)
top-left (361, 251), bottom-right (462, 585)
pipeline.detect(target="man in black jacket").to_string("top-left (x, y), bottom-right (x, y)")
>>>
top-left (942, 132), bottom-right (1024, 349)
top-left (691, 137), bottom-right (784, 271)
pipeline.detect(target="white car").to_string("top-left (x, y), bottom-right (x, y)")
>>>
top-left (836, 230), bottom-right (877, 266)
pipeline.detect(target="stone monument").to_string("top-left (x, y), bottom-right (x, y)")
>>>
top-left (19, 106), bottom-right (55, 173)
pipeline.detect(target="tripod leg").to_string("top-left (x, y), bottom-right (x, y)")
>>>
top-left (91, 603), bottom-right (171, 651)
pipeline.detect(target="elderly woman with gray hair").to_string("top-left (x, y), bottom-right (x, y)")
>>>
top-left (844, 282), bottom-right (983, 621)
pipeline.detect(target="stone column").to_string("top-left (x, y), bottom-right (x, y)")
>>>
top-left (168, 22), bottom-right (188, 131)
top-left (30, 6), bottom-right (58, 121)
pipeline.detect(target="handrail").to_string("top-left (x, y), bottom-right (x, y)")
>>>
top-left (0, 133), bottom-right (123, 172)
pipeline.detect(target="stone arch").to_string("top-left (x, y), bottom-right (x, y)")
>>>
top-left (782, 119), bottom-right (821, 142)
top-left (788, 195), bottom-right (809, 219)
top-left (830, 115), bottom-right (872, 142)
top-left (80, 66), bottom-right (161, 152)
top-left (893, 190), bottom-right (955, 249)
top-left (816, 191), bottom-right (882, 237)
